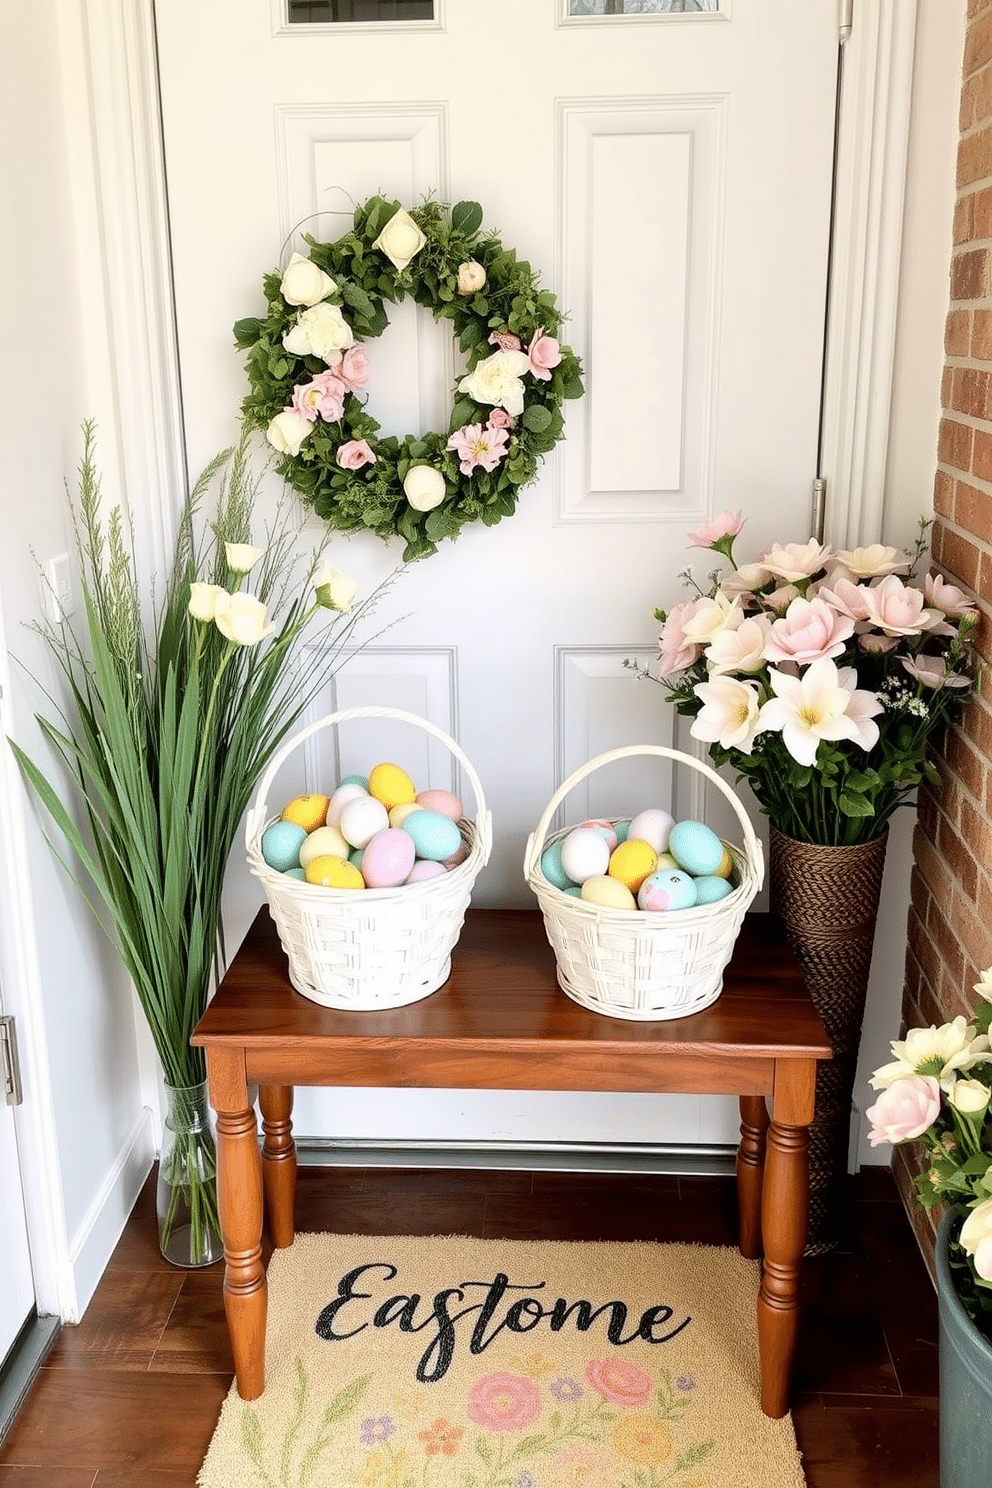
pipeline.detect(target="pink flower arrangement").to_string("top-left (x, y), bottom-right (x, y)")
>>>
top-left (632, 512), bottom-right (977, 845)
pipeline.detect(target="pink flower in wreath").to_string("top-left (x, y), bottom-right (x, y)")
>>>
top-left (489, 330), bottom-right (522, 352)
top-left (527, 327), bottom-right (562, 381)
top-left (467, 1372), bottom-right (541, 1430)
top-left (447, 421), bottom-right (510, 475)
top-left (338, 345), bottom-right (371, 392)
top-left (336, 439), bottom-right (377, 471)
top-left (292, 370), bottom-right (346, 423)
top-left (584, 1358), bottom-right (653, 1407)
top-left (488, 408), bottom-right (514, 430)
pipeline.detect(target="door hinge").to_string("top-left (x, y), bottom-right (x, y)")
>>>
top-left (1, 1016), bottom-right (23, 1106)
top-left (811, 477), bottom-right (827, 542)
top-left (839, 0), bottom-right (853, 45)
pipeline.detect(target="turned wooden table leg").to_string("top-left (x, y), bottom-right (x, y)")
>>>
top-left (216, 1103), bottom-right (267, 1399)
top-left (260, 1084), bottom-right (296, 1249)
top-left (737, 1094), bottom-right (769, 1260)
top-left (757, 1116), bottom-right (809, 1418)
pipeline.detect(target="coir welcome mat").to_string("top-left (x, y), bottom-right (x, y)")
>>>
top-left (198, 1233), bottom-right (806, 1488)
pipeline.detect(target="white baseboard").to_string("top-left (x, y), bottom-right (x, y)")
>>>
top-left (66, 1107), bottom-right (155, 1320)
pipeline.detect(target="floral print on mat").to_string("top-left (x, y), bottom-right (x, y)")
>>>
top-left (237, 1354), bottom-right (713, 1487)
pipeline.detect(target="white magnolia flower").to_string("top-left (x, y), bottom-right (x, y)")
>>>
top-left (828, 544), bottom-right (911, 580)
top-left (760, 539), bottom-right (832, 583)
top-left (691, 675), bottom-right (762, 752)
top-left (755, 657), bottom-right (881, 767)
top-left (680, 590), bottom-right (741, 648)
top-left (403, 465), bottom-right (446, 512)
top-left (459, 349), bottom-right (531, 416)
top-left (373, 207), bottom-right (427, 270)
top-left (280, 252), bottom-right (336, 307)
top-left (870, 1015), bottom-right (992, 1092)
top-left (282, 302), bottom-right (354, 362)
top-left (948, 1077), bottom-right (991, 1115)
top-left (212, 592), bottom-right (276, 647)
top-left (960, 1196), bottom-right (992, 1282)
top-left (314, 561), bottom-right (358, 613)
top-left (224, 543), bottom-right (264, 575)
top-left (266, 408), bottom-right (313, 456)
top-left (188, 583), bottom-right (227, 622)
top-left (704, 614), bottom-right (771, 675)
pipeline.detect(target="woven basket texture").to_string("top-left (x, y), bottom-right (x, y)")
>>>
top-left (245, 708), bottom-right (491, 1011)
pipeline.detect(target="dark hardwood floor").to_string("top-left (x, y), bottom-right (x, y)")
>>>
top-left (0, 1161), bottom-right (939, 1487)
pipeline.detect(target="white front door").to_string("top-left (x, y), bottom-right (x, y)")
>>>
top-left (155, 0), bottom-right (839, 1151)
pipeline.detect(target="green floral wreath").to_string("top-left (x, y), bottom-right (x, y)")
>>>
top-left (234, 196), bottom-right (585, 562)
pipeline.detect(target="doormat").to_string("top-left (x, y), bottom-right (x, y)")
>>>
top-left (198, 1233), bottom-right (806, 1488)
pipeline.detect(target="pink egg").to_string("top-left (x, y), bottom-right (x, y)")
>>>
top-left (406, 859), bottom-right (447, 884)
top-left (360, 827), bottom-right (417, 888)
top-left (578, 818), bottom-right (619, 852)
top-left (415, 788), bottom-right (463, 822)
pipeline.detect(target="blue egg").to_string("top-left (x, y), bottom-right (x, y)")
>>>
top-left (563, 885), bottom-right (583, 897)
top-left (402, 808), bottom-right (463, 862)
top-left (261, 820), bottom-right (307, 872)
top-left (669, 819), bottom-right (724, 877)
top-left (693, 874), bottom-right (733, 905)
top-left (541, 840), bottom-right (576, 891)
top-left (614, 819), bottom-right (632, 844)
top-left (283, 866), bottom-right (306, 880)
top-left (339, 773), bottom-right (370, 790)
top-left (637, 868), bottom-right (698, 912)
top-left (348, 847), bottom-right (365, 869)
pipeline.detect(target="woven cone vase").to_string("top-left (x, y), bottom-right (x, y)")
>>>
top-left (768, 826), bottom-right (888, 1255)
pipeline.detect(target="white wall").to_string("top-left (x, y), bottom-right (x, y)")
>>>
top-left (0, 1), bottom-right (152, 1318)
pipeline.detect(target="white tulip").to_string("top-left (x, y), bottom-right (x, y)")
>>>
top-left (224, 543), bottom-right (264, 575)
top-left (403, 465), bottom-right (446, 512)
top-left (213, 592), bottom-right (276, 646)
top-left (188, 583), bottom-right (228, 622)
top-left (949, 1078), bottom-right (991, 1115)
top-left (314, 561), bottom-right (358, 614)
top-left (280, 252), bottom-right (336, 307)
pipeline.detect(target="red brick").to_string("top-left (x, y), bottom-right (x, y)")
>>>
top-left (936, 525), bottom-right (982, 588)
top-left (951, 246), bottom-right (990, 298)
top-left (951, 366), bottom-right (992, 418)
top-left (965, 8), bottom-right (992, 75)
top-left (934, 469), bottom-right (955, 517)
top-left (938, 416), bottom-right (975, 470)
top-left (955, 189), bottom-right (975, 240)
top-left (947, 731), bottom-right (987, 799)
top-left (974, 308), bottom-right (992, 359)
top-left (937, 813), bottom-right (980, 897)
top-left (974, 181), bottom-right (992, 237)
top-left (975, 428), bottom-right (992, 481)
top-left (953, 477), bottom-right (992, 539)
top-left (946, 307), bottom-right (972, 355)
top-left (942, 365), bottom-right (955, 410)
top-left (958, 126), bottom-right (992, 187)
top-left (969, 0), bottom-right (992, 22)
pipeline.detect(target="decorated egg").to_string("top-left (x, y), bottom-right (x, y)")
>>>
top-left (338, 794), bottom-right (390, 849)
top-left (669, 820), bottom-right (724, 877)
top-left (304, 854), bottom-right (364, 890)
top-left (338, 773), bottom-right (370, 790)
top-left (406, 859), bottom-right (447, 884)
top-left (560, 827), bottom-right (611, 884)
top-left (693, 874), bottom-right (733, 905)
top-left (608, 838), bottom-right (658, 895)
top-left (281, 793), bottom-right (330, 832)
top-left (299, 824), bottom-right (350, 867)
top-left (713, 845), bottom-right (736, 880)
top-left (627, 808), bottom-right (675, 855)
top-left (326, 782), bottom-right (369, 828)
top-left (361, 827), bottom-right (417, 888)
top-left (540, 840), bottom-right (575, 891)
top-left (637, 869), bottom-right (698, 912)
top-left (261, 820), bottom-right (307, 872)
top-left (656, 851), bottom-right (678, 871)
top-left (403, 809), bottom-right (462, 863)
top-left (614, 819), bottom-right (632, 844)
top-left (416, 788), bottom-right (463, 822)
top-left (580, 874), bottom-right (637, 911)
top-left (578, 818), bottom-right (619, 853)
top-left (390, 801), bottom-right (423, 828)
top-left (368, 762), bottom-right (417, 811)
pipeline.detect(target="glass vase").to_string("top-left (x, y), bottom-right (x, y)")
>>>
top-left (156, 1079), bottom-right (223, 1267)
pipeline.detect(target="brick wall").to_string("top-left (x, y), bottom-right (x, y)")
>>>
top-left (896, 0), bottom-right (992, 1275)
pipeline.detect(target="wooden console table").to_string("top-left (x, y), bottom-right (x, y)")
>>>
top-left (192, 906), bottom-right (830, 1419)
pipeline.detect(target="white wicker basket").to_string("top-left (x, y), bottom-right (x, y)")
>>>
top-left (524, 744), bottom-right (764, 1021)
top-left (245, 706), bottom-right (492, 1010)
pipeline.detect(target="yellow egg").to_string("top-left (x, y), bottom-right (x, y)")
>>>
top-left (580, 874), bottom-right (637, 911)
top-left (389, 801), bottom-right (424, 828)
top-left (299, 824), bottom-right (350, 867)
top-left (608, 838), bottom-right (659, 894)
top-left (304, 854), bottom-right (364, 889)
top-left (713, 845), bottom-right (736, 880)
top-left (368, 762), bottom-right (417, 811)
top-left (281, 793), bottom-right (331, 832)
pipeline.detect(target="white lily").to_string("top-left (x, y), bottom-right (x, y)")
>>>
top-left (869, 1015), bottom-right (992, 1092)
top-left (691, 675), bottom-right (762, 752)
top-left (755, 657), bottom-right (881, 767)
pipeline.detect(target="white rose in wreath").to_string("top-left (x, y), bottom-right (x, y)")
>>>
top-left (403, 465), bottom-right (446, 512)
top-left (459, 349), bottom-right (531, 416)
top-left (282, 302), bottom-right (354, 362)
top-left (266, 408), bottom-right (313, 456)
top-left (373, 207), bottom-right (427, 270)
top-left (456, 260), bottom-right (486, 294)
top-left (280, 252), bottom-right (336, 307)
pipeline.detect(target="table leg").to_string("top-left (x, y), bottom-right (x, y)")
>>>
top-left (260, 1084), bottom-right (297, 1249)
top-left (736, 1094), bottom-right (769, 1260)
top-left (756, 1118), bottom-right (809, 1418)
top-left (217, 1104), bottom-right (267, 1400)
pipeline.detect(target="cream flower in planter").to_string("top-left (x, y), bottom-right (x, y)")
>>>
top-left (960, 1197), bottom-right (992, 1282)
top-left (213, 592), bottom-right (276, 647)
top-left (373, 207), bottom-right (427, 270)
top-left (224, 543), bottom-right (264, 575)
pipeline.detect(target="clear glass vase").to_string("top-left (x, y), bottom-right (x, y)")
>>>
top-left (156, 1079), bottom-right (223, 1267)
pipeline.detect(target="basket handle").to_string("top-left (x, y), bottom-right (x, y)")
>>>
top-left (245, 705), bottom-right (492, 860)
top-left (523, 743), bottom-right (763, 883)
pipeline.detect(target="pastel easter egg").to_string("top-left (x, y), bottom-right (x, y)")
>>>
top-left (578, 818), bottom-right (619, 853)
top-left (713, 845), bottom-right (736, 880)
top-left (669, 820), bottom-right (724, 877)
top-left (637, 869), bottom-right (698, 912)
top-left (299, 824), bottom-right (350, 868)
top-left (304, 854), bottom-right (364, 890)
top-left (368, 762), bottom-right (417, 811)
top-left (402, 809), bottom-right (462, 863)
top-left (580, 874), bottom-right (637, 911)
top-left (348, 847), bottom-right (365, 869)
top-left (627, 808), bottom-right (675, 855)
top-left (361, 827), bottom-right (417, 888)
top-left (614, 819), bottom-right (632, 844)
top-left (326, 782), bottom-right (369, 828)
top-left (563, 885), bottom-right (583, 897)
top-left (338, 773), bottom-right (370, 790)
top-left (406, 859), bottom-right (447, 884)
top-left (284, 867), bottom-right (306, 880)
top-left (608, 838), bottom-right (658, 895)
top-left (540, 840), bottom-right (575, 892)
top-left (656, 852), bottom-right (678, 871)
top-left (560, 827), bottom-right (611, 884)
top-left (442, 839), bottom-right (471, 869)
top-left (338, 793), bottom-right (390, 849)
top-left (693, 874), bottom-right (734, 905)
top-left (281, 793), bottom-right (330, 832)
top-left (261, 820), bottom-right (307, 872)
top-left (390, 801), bottom-right (424, 828)
top-left (416, 788), bottom-right (463, 822)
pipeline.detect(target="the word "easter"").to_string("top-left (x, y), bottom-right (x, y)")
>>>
top-left (314, 1262), bottom-right (691, 1383)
